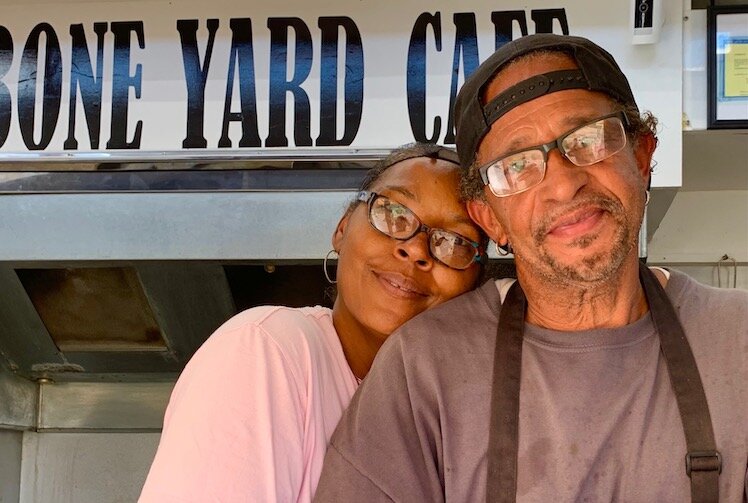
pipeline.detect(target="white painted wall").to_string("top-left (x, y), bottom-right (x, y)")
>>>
top-left (649, 190), bottom-right (748, 263)
top-left (663, 264), bottom-right (748, 291)
top-left (649, 190), bottom-right (748, 290)
top-left (683, 6), bottom-right (708, 130)
top-left (19, 432), bottom-right (160, 503)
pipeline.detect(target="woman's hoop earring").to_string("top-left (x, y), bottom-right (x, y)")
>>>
top-left (494, 241), bottom-right (510, 257)
top-left (645, 190), bottom-right (651, 207)
top-left (324, 249), bottom-right (338, 284)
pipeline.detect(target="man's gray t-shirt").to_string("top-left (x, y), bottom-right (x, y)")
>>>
top-left (314, 269), bottom-right (748, 502)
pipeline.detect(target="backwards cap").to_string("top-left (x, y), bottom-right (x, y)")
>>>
top-left (454, 33), bottom-right (639, 169)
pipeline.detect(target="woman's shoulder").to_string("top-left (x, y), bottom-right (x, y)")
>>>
top-left (220, 305), bottom-right (333, 335)
top-left (205, 305), bottom-right (335, 352)
top-left (186, 306), bottom-right (339, 377)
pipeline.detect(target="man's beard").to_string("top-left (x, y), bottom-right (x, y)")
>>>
top-left (524, 193), bottom-right (638, 285)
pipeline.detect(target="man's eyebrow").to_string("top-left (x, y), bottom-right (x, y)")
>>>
top-left (499, 112), bottom-right (609, 154)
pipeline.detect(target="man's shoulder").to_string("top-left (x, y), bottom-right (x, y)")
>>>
top-left (390, 279), bottom-right (501, 355)
top-left (404, 279), bottom-right (498, 325)
top-left (665, 269), bottom-right (747, 364)
top-left (667, 268), bottom-right (748, 316)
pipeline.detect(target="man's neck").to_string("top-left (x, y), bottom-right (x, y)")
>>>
top-left (517, 256), bottom-right (649, 332)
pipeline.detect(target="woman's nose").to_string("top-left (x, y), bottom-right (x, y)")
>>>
top-left (394, 231), bottom-right (433, 270)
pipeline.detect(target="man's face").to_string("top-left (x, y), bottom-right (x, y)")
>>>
top-left (470, 54), bottom-right (654, 285)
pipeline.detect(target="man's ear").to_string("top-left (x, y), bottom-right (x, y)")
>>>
top-left (467, 199), bottom-right (507, 245)
top-left (634, 132), bottom-right (657, 188)
top-left (331, 211), bottom-right (351, 251)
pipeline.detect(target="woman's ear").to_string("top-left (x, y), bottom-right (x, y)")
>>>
top-left (331, 211), bottom-right (351, 251)
top-left (467, 199), bottom-right (507, 245)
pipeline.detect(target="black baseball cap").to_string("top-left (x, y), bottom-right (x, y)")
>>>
top-left (454, 34), bottom-right (639, 169)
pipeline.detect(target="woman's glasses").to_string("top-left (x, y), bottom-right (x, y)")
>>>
top-left (478, 112), bottom-right (629, 197)
top-left (357, 191), bottom-right (483, 270)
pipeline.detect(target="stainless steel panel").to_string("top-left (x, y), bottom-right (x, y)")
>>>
top-left (136, 263), bottom-right (236, 362)
top-left (0, 370), bottom-right (36, 429)
top-left (0, 191), bottom-right (353, 261)
top-left (0, 265), bottom-right (64, 375)
top-left (0, 147), bottom-right (392, 171)
top-left (19, 432), bottom-right (160, 502)
top-left (37, 381), bottom-right (174, 431)
top-left (0, 430), bottom-right (23, 503)
top-left (0, 169), bottom-right (368, 193)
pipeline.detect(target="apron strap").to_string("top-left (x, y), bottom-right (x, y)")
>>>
top-left (486, 280), bottom-right (526, 503)
top-left (639, 263), bottom-right (721, 503)
top-left (485, 265), bottom-right (720, 503)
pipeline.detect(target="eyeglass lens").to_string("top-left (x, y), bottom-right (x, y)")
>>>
top-left (368, 196), bottom-right (477, 269)
top-left (561, 116), bottom-right (626, 166)
top-left (485, 115), bottom-right (627, 197)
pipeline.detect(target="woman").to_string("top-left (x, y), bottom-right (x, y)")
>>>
top-left (139, 143), bottom-right (487, 502)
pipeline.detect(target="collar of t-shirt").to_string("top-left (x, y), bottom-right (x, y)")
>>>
top-left (494, 266), bottom-right (671, 305)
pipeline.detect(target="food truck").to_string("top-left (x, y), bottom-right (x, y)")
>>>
top-left (0, 0), bottom-right (746, 500)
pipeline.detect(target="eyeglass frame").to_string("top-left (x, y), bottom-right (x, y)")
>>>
top-left (356, 190), bottom-right (485, 270)
top-left (477, 111), bottom-right (631, 197)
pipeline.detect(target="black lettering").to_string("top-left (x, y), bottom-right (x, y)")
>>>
top-left (18, 23), bottom-right (62, 150)
top-left (406, 12), bottom-right (441, 143)
top-left (106, 21), bottom-right (144, 149)
top-left (219, 18), bottom-right (261, 148)
top-left (64, 23), bottom-right (107, 150)
top-left (266, 17), bottom-right (313, 147)
top-left (531, 9), bottom-right (569, 35)
top-left (0, 26), bottom-right (12, 147)
top-left (316, 16), bottom-right (363, 147)
top-left (444, 13), bottom-right (479, 144)
top-left (491, 10), bottom-right (528, 48)
top-left (178, 19), bottom-right (218, 148)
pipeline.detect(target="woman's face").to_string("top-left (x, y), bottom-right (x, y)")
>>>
top-left (332, 157), bottom-right (483, 343)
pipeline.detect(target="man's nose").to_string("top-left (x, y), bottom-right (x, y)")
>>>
top-left (539, 149), bottom-right (590, 203)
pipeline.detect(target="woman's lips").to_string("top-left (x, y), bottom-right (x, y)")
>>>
top-left (373, 271), bottom-right (429, 300)
top-left (547, 207), bottom-right (605, 238)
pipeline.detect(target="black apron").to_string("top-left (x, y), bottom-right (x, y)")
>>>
top-left (486, 263), bottom-right (721, 503)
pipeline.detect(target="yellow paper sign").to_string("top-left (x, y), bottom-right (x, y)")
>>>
top-left (724, 41), bottom-right (748, 97)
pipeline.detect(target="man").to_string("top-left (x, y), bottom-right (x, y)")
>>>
top-left (313, 34), bottom-right (748, 502)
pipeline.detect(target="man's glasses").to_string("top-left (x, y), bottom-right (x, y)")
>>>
top-left (357, 191), bottom-right (484, 270)
top-left (478, 112), bottom-right (629, 197)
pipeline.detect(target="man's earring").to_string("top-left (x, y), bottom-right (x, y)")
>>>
top-left (494, 241), bottom-right (512, 257)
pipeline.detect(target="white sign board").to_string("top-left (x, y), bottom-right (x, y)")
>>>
top-left (0, 0), bottom-right (682, 186)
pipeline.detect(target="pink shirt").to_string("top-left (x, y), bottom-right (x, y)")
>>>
top-left (139, 306), bottom-right (359, 502)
